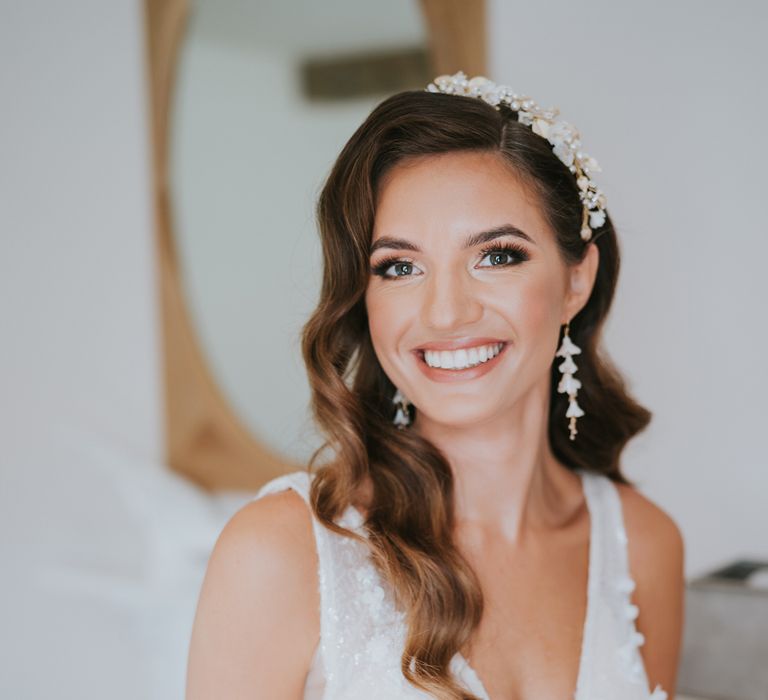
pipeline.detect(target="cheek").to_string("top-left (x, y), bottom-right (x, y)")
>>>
top-left (521, 278), bottom-right (563, 356)
top-left (365, 288), bottom-right (404, 355)
top-left (365, 288), bottom-right (415, 388)
top-left (499, 274), bottom-right (563, 347)
top-left (525, 280), bottom-right (559, 325)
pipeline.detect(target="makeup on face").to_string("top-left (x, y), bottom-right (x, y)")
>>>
top-left (366, 151), bottom-right (563, 402)
top-left (369, 224), bottom-right (533, 280)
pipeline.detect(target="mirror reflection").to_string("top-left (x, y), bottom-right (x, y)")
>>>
top-left (170, 0), bottom-right (430, 462)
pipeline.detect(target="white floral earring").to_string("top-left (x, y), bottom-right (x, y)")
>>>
top-left (556, 321), bottom-right (584, 440)
top-left (392, 387), bottom-right (412, 429)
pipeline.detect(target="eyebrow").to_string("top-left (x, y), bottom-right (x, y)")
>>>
top-left (369, 224), bottom-right (535, 255)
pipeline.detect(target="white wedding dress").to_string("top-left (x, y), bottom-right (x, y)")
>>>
top-left (253, 468), bottom-right (669, 700)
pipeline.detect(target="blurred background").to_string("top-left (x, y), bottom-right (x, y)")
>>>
top-left (1, 1), bottom-right (766, 698)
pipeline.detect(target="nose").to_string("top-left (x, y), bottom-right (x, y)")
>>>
top-left (419, 267), bottom-right (483, 331)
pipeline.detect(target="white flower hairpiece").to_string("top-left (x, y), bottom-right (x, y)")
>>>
top-left (425, 71), bottom-right (607, 242)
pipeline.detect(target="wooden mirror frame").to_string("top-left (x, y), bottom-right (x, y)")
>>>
top-left (142, 0), bottom-right (487, 491)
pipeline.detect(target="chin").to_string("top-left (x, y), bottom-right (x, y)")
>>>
top-left (414, 403), bottom-right (499, 429)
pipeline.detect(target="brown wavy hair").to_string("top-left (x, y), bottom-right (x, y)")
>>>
top-left (300, 89), bottom-right (652, 699)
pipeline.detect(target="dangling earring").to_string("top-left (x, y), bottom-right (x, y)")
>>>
top-left (392, 387), bottom-right (412, 429)
top-left (556, 321), bottom-right (584, 441)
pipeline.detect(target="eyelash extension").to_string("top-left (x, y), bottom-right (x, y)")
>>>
top-left (477, 241), bottom-right (530, 266)
top-left (370, 241), bottom-right (530, 279)
top-left (370, 255), bottom-right (415, 278)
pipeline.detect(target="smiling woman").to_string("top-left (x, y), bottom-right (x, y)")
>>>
top-left (187, 73), bottom-right (683, 700)
top-left (366, 150), bottom-right (584, 405)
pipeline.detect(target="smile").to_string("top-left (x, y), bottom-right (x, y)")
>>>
top-left (413, 342), bottom-right (509, 382)
top-left (423, 342), bottom-right (504, 370)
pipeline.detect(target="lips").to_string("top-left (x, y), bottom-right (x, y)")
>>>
top-left (414, 338), bottom-right (507, 382)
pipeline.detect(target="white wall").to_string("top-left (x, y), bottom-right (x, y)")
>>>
top-left (489, 0), bottom-right (767, 578)
top-left (0, 1), bottom-right (160, 460)
top-left (0, 1), bottom-right (167, 697)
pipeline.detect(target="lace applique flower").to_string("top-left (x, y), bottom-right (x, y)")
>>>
top-left (356, 567), bottom-right (386, 617)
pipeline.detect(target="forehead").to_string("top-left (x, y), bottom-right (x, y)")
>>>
top-left (373, 150), bottom-right (550, 246)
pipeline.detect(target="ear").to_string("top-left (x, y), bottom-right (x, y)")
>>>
top-left (563, 242), bottom-right (600, 323)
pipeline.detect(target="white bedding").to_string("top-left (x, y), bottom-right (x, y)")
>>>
top-left (1, 428), bottom-right (254, 700)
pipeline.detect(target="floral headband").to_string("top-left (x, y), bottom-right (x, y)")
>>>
top-left (426, 71), bottom-right (607, 243)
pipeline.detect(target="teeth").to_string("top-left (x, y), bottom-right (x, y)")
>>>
top-left (423, 342), bottom-right (504, 370)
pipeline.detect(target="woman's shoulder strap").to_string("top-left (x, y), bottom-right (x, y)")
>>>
top-left (580, 469), bottom-right (635, 581)
top-left (255, 469), bottom-right (314, 503)
top-left (583, 470), bottom-right (650, 687)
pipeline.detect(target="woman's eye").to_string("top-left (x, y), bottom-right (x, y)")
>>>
top-left (389, 262), bottom-right (414, 277)
top-left (477, 246), bottom-right (528, 267)
top-left (480, 251), bottom-right (512, 267)
top-left (372, 260), bottom-right (419, 278)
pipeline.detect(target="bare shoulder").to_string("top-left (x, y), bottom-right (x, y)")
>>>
top-left (614, 481), bottom-right (685, 567)
top-left (614, 481), bottom-right (685, 697)
top-left (186, 487), bottom-right (320, 700)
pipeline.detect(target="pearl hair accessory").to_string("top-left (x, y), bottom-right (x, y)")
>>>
top-left (556, 321), bottom-right (585, 440)
top-left (392, 387), bottom-right (412, 429)
top-left (425, 71), bottom-right (607, 243)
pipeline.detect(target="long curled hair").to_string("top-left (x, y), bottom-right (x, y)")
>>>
top-left (300, 89), bottom-right (652, 699)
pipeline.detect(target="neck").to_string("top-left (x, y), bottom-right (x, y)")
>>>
top-left (413, 380), bottom-right (580, 545)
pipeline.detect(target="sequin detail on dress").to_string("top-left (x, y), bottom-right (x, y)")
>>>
top-left (253, 470), bottom-right (668, 700)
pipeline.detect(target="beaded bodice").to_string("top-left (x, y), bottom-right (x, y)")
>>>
top-left (253, 469), bottom-right (668, 700)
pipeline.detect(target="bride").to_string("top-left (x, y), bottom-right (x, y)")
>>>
top-left (186, 72), bottom-right (684, 700)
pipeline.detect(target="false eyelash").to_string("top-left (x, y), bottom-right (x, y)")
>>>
top-left (370, 254), bottom-right (413, 278)
top-left (477, 241), bottom-right (530, 265)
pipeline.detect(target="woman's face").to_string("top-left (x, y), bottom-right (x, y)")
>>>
top-left (365, 150), bottom-right (597, 428)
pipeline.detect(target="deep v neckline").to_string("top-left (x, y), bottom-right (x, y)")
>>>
top-left (452, 468), bottom-right (597, 700)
